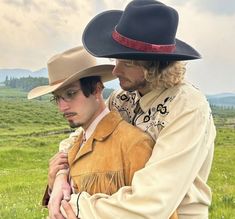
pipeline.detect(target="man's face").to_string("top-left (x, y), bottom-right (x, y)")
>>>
top-left (53, 81), bottom-right (99, 129)
top-left (112, 59), bottom-right (147, 93)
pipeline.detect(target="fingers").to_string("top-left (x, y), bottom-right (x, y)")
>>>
top-left (61, 200), bottom-right (78, 219)
top-left (49, 152), bottom-right (68, 168)
top-left (49, 210), bottom-right (65, 219)
top-left (62, 183), bottom-right (72, 201)
top-left (49, 151), bottom-right (68, 162)
top-left (48, 189), bottom-right (65, 219)
top-left (48, 152), bottom-right (69, 189)
top-left (48, 204), bottom-right (62, 219)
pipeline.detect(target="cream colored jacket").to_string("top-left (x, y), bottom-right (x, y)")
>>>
top-left (77, 82), bottom-right (216, 219)
top-left (76, 83), bottom-right (216, 219)
top-left (60, 111), bottom-right (177, 219)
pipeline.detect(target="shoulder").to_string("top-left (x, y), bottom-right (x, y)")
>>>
top-left (108, 89), bottom-right (136, 106)
top-left (114, 114), bottom-right (154, 143)
top-left (157, 82), bottom-right (213, 129)
top-left (109, 88), bottom-right (129, 99)
top-left (166, 82), bottom-right (210, 113)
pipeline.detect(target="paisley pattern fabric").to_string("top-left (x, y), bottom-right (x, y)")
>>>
top-left (108, 87), bottom-right (175, 140)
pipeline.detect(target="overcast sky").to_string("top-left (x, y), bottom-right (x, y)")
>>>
top-left (0, 0), bottom-right (234, 94)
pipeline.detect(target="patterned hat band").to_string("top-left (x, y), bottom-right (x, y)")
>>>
top-left (112, 28), bottom-right (176, 53)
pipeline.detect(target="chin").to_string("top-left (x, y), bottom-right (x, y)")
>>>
top-left (121, 85), bottom-right (135, 92)
top-left (69, 121), bottom-right (82, 129)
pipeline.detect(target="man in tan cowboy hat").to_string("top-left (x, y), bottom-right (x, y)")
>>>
top-left (28, 46), bottom-right (177, 219)
top-left (48, 0), bottom-right (216, 219)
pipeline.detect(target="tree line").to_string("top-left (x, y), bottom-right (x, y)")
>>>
top-left (4, 76), bottom-right (114, 99)
top-left (4, 76), bottom-right (48, 92)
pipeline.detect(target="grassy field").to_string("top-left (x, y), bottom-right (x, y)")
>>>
top-left (0, 87), bottom-right (235, 218)
top-left (0, 87), bottom-right (69, 218)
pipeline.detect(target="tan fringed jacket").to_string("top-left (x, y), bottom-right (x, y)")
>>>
top-left (44, 110), bottom-right (178, 219)
top-left (68, 110), bottom-right (154, 195)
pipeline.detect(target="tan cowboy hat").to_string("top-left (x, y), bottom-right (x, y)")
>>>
top-left (28, 46), bottom-right (115, 99)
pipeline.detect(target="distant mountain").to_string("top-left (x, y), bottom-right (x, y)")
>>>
top-left (207, 93), bottom-right (235, 107)
top-left (0, 68), bottom-right (47, 82)
top-left (0, 67), bottom-right (120, 90)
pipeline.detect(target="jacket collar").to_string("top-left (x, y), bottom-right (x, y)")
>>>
top-left (69, 111), bottom-right (123, 164)
top-left (85, 107), bottom-right (110, 141)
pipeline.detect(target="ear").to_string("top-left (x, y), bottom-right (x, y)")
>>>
top-left (94, 82), bottom-right (104, 98)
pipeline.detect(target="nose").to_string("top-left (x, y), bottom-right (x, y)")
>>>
top-left (57, 98), bottom-right (70, 112)
top-left (112, 62), bottom-right (123, 77)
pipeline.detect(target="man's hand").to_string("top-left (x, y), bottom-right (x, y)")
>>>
top-left (48, 174), bottom-right (71, 219)
top-left (61, 200), bottom-right (78, 219)
top-left (48, 152), bottom-right (69, 190)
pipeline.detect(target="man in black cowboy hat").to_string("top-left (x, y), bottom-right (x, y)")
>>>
top-left (49, 1), bottom-right (216, 218)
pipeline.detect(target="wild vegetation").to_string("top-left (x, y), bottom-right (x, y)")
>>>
top-left (3, 77), bottom-right (114, 98)
top-left (0, 86), bottom-right (234, 218)
top-left (4, 76), bottom-right (49, 92)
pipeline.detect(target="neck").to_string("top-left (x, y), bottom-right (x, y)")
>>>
top-left (83, 100), bottom-right (106, 131)
top-left (138, 84), bottom-right (152, 96)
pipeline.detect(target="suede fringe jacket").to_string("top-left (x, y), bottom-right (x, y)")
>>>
top-left (68, 110), bottom-right (154, 195)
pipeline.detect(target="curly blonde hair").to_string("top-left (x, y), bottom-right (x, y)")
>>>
top-left (132, 60), bottom-right (186, 89)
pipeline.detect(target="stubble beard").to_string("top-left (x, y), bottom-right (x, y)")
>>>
top-left (63, 112), bottom-right (82, 129)
top-left (68, 120), bottom-right (82, 129)
top-left (121, 80), bottom-right (147, 92)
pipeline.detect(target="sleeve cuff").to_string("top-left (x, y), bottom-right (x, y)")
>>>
top-left (56, 168), bottom-right (69, 177)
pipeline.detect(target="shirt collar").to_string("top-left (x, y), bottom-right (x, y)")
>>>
top-left (85, 107), bottom-right (110, 141)
top-left (139, 87), bottom-right (166, 112)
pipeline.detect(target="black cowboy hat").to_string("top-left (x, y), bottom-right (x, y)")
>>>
top-left (82, 0), bottom-right (201, 61)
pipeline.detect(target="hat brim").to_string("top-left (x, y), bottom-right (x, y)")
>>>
top-left (28, 64), bottom-right (115, 99)
top-left (83, 10), bottom-right (201, 61)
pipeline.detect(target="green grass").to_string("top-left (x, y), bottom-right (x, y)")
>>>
top-left (0, 130), bottom-right (69, 218)
top-left (209, 153), bottom-right (235, 218)
top-left (0, 86), bottom-right (26, 98)
top-left (0, 87), bottom-right (70, 218)
top-left (208, 129), bottom-right (235, 219)
top-left (0, 135), bottom-right (67, 219)
top-left (0, 87), bottom-right (235, 218)
top-left (0, 87), bottom-right (68, 135)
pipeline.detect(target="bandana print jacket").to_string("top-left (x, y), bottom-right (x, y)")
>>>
top-left (77, 82), bottom-right (216, 219)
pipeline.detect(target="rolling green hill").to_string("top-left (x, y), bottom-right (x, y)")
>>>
top-left (0, 87), bottom-right (234, 218)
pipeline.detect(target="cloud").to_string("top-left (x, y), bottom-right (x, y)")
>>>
top-left (166, 0), bottom-right (235, 15)
top-left (55, 0), bottom-right (78, 11)
top-left (0, 0), bottom-right (234, 93)
top-left (3, 15), bottom-right (22, 27)
top-left (3, 0), bottom-right (40, 12)
top-left (100, 0), bottom-right (130, 10)
top-left (0, 0), bottom-right (95, 70)
top-left (172, 2), bottom-right (235, 94)
top-left (199, 0), bottom-right (235, 15)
